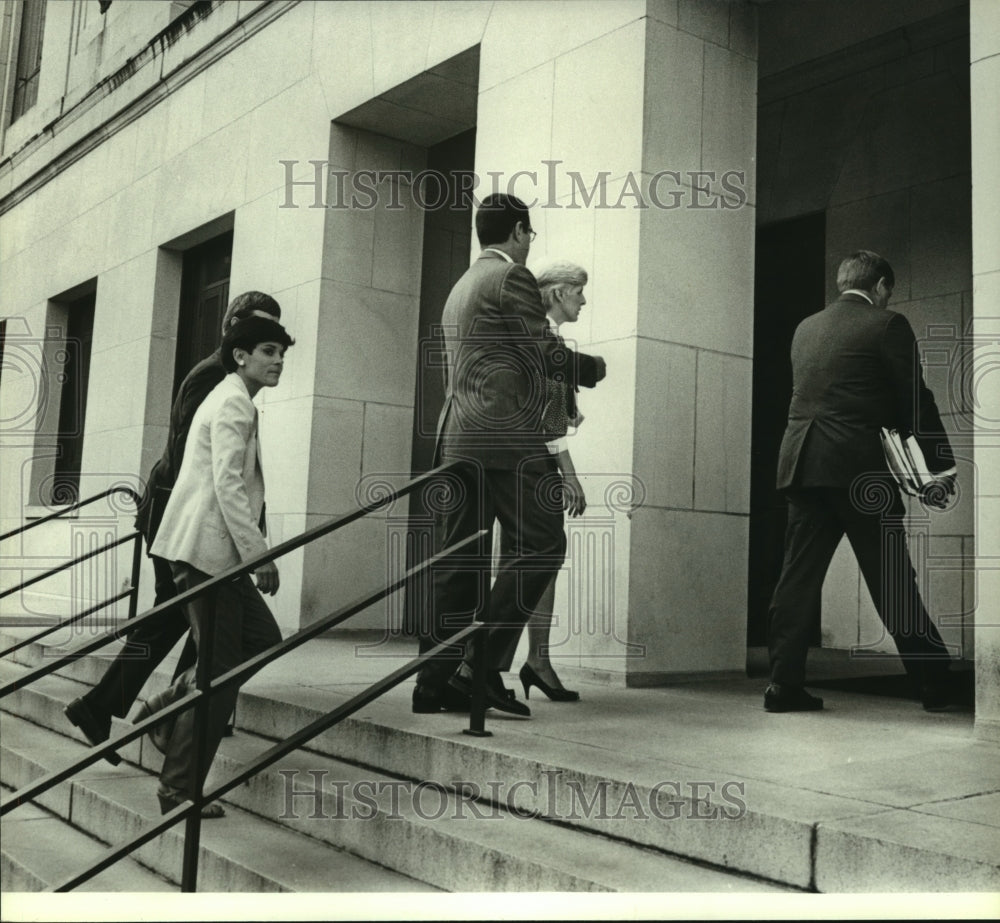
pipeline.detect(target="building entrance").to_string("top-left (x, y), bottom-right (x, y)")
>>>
top-left (747, 212), bottom-right (825, 650)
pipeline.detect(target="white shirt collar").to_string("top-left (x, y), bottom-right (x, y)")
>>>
top-left (227, 371), bottom-right (251, 396)
top-left (482, 247), bottom-right (513, 263)
top-left (842, 289), bottom-right (874, 304)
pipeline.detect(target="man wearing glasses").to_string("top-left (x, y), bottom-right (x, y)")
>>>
top-left (413, 193), bottom-right (606, 716)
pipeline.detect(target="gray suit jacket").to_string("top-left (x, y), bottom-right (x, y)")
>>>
top-left (150, 374), bottom-right (268, 575)
top-left (435, 250), bottom-right (602, 469)
top-left (776, 293), bottom-right (954, 490)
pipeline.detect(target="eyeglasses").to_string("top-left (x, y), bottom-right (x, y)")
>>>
top-left (525, 228), bottom-right (537, 242)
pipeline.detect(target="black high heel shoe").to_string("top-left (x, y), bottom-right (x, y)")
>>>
top-left (519, 664), bottom-right (580, 702)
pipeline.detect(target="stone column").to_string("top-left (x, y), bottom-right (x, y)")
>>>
top-left (298, 127), bottom-right (427, 632)
top-left (970, 0), bottom-right (1000, 740)
top-left (479, 1), bottom-right (758, 684)
top-left (626, 1), bottom-right (758, 683)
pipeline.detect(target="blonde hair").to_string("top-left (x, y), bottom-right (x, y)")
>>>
top-left (533, 259), bottom-right (588, 310)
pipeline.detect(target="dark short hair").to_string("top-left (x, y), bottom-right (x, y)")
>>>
top-left (221, 291), bottom-right (281, 334)
top-left (836, 250), bottom-right (895, 293)
top-left (475, 193), bottom-right (531, 247)
top-left (220, 316), bottom-right (294, 372)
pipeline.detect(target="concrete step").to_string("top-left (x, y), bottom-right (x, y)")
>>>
top-left (0, 711), bottom-right (440, 893)
top-left (0, 632), bottom-right (878, 891)
top-left (230, 682), bottom-right (830, 888)
top-left (814, 804), bottom-right (1000, 891)
top-left (224, 675), bottom-right (1000, 894)
top-left (207, 725), bottom-right (785, 892)
top-left (6, 629), bottom-right (996, 893)
top-left (0, 658), bottom-right (148, 766)
top-left (1, 786), bottom-right (174, 892)
top-left (0, 658), bottom-right (787, 893)
top-left (0, 623), bottom-right (142, 688)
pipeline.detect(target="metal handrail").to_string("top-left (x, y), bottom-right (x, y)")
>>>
top-left (0, 527), bottom-right (485, 815)
top-left (0, 461), bottom-right (493, 892)
top-left (0, 486), bottom-right (144, 655)
top-left (53, 562), bottom-right (488, 892)
top-left (0, 486), bottom-right (139, 542)
top-left (0, 531), bottom-right (139, 601)
top-left (0, 463), bottom-right (460, 699)
top-left (0, 589), bottom-right (134, 658)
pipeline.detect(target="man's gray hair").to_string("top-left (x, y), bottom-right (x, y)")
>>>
top-left (533, 259), bottom-right (588, 309)
top-left (836, 250), bottom-right (894, 293)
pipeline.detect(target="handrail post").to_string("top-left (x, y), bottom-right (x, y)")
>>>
top-left (463, 622), bottom-right (491, 738)
top-left (180, 597), bottom-right (215, 892)
top-left (127, 532), bottom-right (143, 621)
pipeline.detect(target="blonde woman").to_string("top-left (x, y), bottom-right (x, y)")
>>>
top-left (515, 259), bottom-right (590, 702)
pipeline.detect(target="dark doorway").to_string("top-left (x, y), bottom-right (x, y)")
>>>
top-left (402, 128), bottom-right (476, 635)
top-left (172, 230), bottom-right (233, 399)
top-left (408, 128), bottom-right (477, 476)
top-left (747, 213), bottom-right (826, 649)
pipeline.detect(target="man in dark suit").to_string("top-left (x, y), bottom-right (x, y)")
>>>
top-left (765, 250), bottom-right (958, 713)
top-left (64, 292), bottom-right (281, 758)
top-left (413, 194), bottom-right (606, 716)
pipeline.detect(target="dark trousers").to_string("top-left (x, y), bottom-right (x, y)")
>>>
top-left (768, 485), bottom-right (952, 687)
top-left (83, 554), bottom-right (197, 719)
top-left (417, 456), bottom-right (566, 687)
top-left (159, 563), bottom-right (280, 799)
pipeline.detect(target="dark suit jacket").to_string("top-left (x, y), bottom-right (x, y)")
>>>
top-left (776, 293), bottom-right (954, 490)
top-left (134, 350), bottom-right (227, 544)
top-left (436, 250), bottom-right (602, 469)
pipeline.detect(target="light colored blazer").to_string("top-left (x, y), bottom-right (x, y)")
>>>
top-left (151, 373), bottom-right (268, 575)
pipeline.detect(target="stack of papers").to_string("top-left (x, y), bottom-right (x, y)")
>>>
top-left (879, 427), bottom-right (935, 496)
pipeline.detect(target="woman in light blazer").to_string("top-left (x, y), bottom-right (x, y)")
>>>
top-left (146, 315), bottom-right (293, 816)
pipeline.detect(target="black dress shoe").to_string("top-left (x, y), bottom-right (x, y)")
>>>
top-left (921, 674), bottom-right (972, 712)
top-left (764, 683), bottom-right (823, 713)
top-left (412, 674), bottom-right (476, 713)
top-left (441, 683), bottom-right (472, 712)
top-left (449, 670), bottom-right (530, 717)
top-left (65, 697), bottom-right (122, 766)
top-left (412, 685), bottom-right (444, 714)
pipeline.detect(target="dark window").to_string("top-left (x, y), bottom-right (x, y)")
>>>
top-left (172, 230), bottom-right (232, 399)
top-left (0, 319), bottom-right (7, 390)
top-left (11, 0), bottom-right (47, 123)
top-left (51, 290), bottom-right (96, 504)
